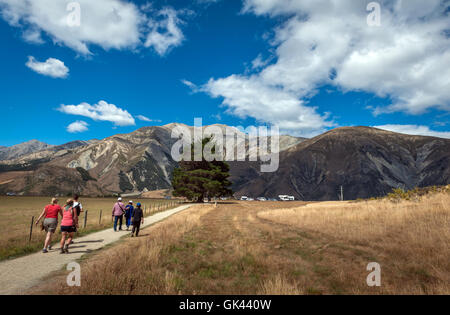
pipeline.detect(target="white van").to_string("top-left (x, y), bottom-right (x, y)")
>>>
top-left (279, 195), bottom-right (295, 201)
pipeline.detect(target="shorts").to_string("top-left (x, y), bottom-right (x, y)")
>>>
top-left (43, 218), bottom-right (58, 233)
top-left (61, 225), bottom-right (76, 233)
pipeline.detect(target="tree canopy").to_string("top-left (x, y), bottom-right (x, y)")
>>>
top-left (171, 137), bottom-right (232, 202)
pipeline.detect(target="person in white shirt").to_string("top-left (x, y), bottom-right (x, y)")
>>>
top-left (70, 194), bottom-right (84, 244)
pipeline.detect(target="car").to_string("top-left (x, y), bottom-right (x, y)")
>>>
top-left (257, 197), bottom-right (267, 201)
top-left (247, 198), bottom-right (254, 201)
top-left (240, 196), bottom-right (248, 201)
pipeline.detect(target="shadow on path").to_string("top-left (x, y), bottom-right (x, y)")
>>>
top-left (75, 240), bottom-right (104, 244)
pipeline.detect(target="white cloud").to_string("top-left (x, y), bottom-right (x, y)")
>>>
top-left (144, 7), bottom-right (185, 56)
top-left (136, 115), bottom-right (152, 122)
top-left (181, 79), bottom-right (201, 93)
top-left (58, 100), bottom-right (135, 126)
top-left (251, 54), bottom-right (270, 70)
top-left (200, 0), bottom-right (450, 135)
top-left (204, 75), bottom-right (334, 137)
top-left (0, 0), bottom-right (187, 56)
top-left (181, 79), bottom-right (196, 88)
top-left (136, 115), bottom-right (161, 122)
top-left (373, 125), bottom-right (450, 139)
top-left (67, 121), bottom-right (89, 133)
top-left (25, 56), bottom-right (69, 78)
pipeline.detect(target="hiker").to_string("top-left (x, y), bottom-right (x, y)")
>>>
top-left (60, 199), bottom-right (79, 254)
top-left (35, 197), bottom-right (63, 253)
top-left (70, 194), bottom-right (83, 244)
top-left (112, 197), bottom-right (125, 231)
top-left (131, 202), bottom-right (144, 237)
top-left (124, 201), bottom-right (134, 231)
top-left (72, 194), bottom-right (83, 217)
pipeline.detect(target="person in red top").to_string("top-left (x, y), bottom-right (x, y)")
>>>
top-left (36, 197), bottom-right (63, 253)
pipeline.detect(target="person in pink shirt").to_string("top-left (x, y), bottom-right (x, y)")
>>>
top-left (112, 197), bottom-right (125, 231)
top-left (60, 199), bottom-right (78, 254)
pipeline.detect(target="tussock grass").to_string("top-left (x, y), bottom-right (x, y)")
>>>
top-left (258, 274), bottom-right (304, 295)
top-left (258, 192), bottom-right (450, 294)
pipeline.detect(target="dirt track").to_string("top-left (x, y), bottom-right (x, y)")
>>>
top-left (0, 204), bottom-right (192, 295)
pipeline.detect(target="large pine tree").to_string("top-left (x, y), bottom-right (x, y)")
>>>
top-left (171, 137), bottom-right (232, 202)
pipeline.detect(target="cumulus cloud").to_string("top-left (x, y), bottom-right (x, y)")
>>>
top-left (25, 56), bottom-right (69, 78)
top-left (67, 121), bottom-right (89, 133)
top-left (204, 75), bottom-right (334, 137)
top-left (144, 7), bottom-right (185, 56)
top-left (0, 0), bottom-right (187, 55)
top-left (200, 0), bottom-right (450, 135)
top-left (58, 100), bottom-right (135, 126)
top-left (373, 124), bottom-right (450, 139)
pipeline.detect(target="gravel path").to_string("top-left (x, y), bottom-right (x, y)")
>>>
top-left (0, 204), bottom-right (192, 295)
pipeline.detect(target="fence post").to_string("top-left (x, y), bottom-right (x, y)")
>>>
top-left (84, 210), bottom-right (88, 229)
top-left (99, 210), bottom-right (102, 225)
top-left (29, 216), bottom-right (34, 243)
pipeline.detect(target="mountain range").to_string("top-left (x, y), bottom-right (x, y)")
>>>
top-left (0, 124), bottom-right (449, 200)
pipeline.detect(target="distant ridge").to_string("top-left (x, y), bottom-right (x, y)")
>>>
top-left (0, 140), bottom-right (51, 161)
top-left (235, 126), bottom-right (450, 200)
top-left (0, 125), bottom-right (449, 200)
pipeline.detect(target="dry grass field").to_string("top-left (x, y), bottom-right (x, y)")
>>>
top-left (31, 189), bottom-right (449, 295)
top-left (258, 193), bottom-right (450, 294)
top-left (0, 196), bottom-right (180, 261)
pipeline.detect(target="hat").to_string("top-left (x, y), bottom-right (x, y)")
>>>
top-left (136, 202), bottom-right (141, 207)
top-left (129, 200), bottom-right (133, 204)
top-left (118, 197), bottom-right (122, 201)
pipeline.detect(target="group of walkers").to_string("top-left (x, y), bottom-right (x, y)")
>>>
top-left (112, 197), bottom-right (144, 236)
top-left (35, 195), bottom-right (145, 254)
top-left (35, 194), bottom-right (83, 254)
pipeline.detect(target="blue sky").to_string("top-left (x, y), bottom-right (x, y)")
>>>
top-left (0, 0), bottom-right (449, 146)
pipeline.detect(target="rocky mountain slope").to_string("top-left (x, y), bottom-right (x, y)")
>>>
top-left (0, 140), bottom-right (52, 161)
top-left (235, 127), bottom-right (450, 200)
top-left (0, 124), bottom-right (302, 196)
top-left (0, 125), bottom-right (449, 200)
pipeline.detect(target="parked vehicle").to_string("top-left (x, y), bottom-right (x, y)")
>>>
top-left (247, 198), bottom-right (254, 201)
top-left (257, 197), bottom-right (267, 201)
top-left (279, 195), bottom-right (295, 201)
top-left (240, 196), bottom-right (248, 201)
